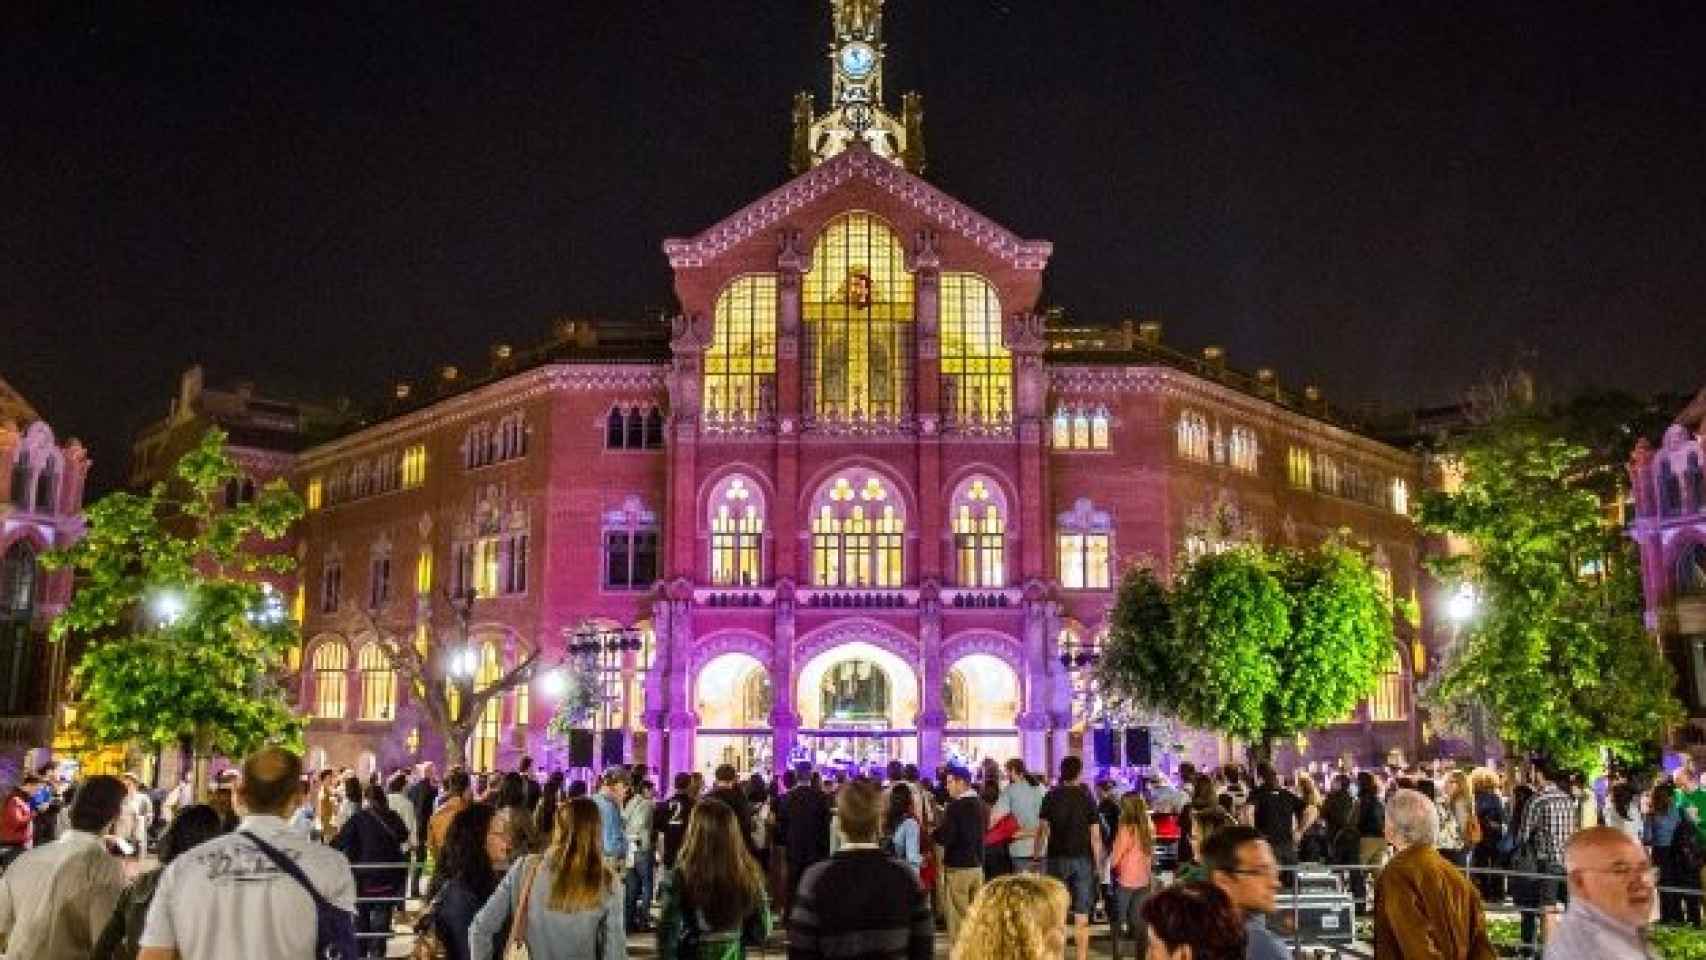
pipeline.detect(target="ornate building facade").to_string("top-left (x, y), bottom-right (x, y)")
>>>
top-left (291, 0), bottom-right (1431, 780)
top-left (1629, 388), bottom-right (1706, 733)
top-left (0, 377), bottom-right (90, 775)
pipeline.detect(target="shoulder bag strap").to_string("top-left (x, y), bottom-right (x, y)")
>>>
top-left (508, 855), bottom-right (545, 951)
top-left (242, 831), bottom-right (334, 911)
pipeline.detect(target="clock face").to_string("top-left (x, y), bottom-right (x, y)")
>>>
top-left (839, 42), bottom-right (876, 79)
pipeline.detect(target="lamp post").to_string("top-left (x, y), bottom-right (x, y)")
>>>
top-left (563, 623), bottom-right (645, 768)
top-left (445, 587), bottom-right (479, 748)
top-left (1059, 632), bottom-right (1105, 768)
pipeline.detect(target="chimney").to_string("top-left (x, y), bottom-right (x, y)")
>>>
top-left (1202, 345), bottom-right (1225, 372)
top-left (1255, 367), bottom-right (1278, 399)
top-left (1138, 320), bottom-right (1163, 344)
top-left (1120, 318), bottom-right (1138, 350)
top-left (575, 321), bottom-right (599, 349)
top-left (393, 382), bottom-right (413, 401)
top-left (176, 366), bottom-right (204, 422)
top-left (436, 365), bottom-right (460, 396)
top-left (490, 343), bottom-right (515, 373)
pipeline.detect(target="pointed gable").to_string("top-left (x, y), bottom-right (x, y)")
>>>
top-left (662, 144), bottom-right (1052, 272)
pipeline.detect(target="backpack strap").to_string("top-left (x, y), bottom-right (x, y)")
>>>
top-left (241, 831), bottom-right (336, 912)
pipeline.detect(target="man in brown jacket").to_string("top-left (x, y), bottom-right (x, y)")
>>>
top-left (1374, 788), bottom-right (1496, 959)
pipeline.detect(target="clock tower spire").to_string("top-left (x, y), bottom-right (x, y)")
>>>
top-left (790, 0), bottom-right (924, 175)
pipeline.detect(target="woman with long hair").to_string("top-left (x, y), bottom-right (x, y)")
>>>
top-left (1185, 775), bottom-right (1232, 873)
top-left (883, 784), bottom-right (923, 874)
top-left (656, 797), bottom-right (772, 960)
top-left (468, 796), bottom-right (625, 960)
top-left (429, 803), bottom-right (509, 960)
top-left (1295, 773), bottom-right (1328, 863)
top-left (494, 770), bottom-right (541, 861)
top-left (948, 873), bottom-right (1068, 960)
top-left (93, 804), bottom-right (224, 960)
top-left (1140, 882), bottom-right (1247, 960)
top-left (332, 781), bottom-right (410, 958)
top-left (1468, 768), bottom-right (1506, 903)
top-left (1437, 770), bottom-right (1474, 867)
top-left (535, 771), bottom-right (565, 840)
top-left (1106, 792), bottom-right (1155, 952)
top-left (979, 778), bottom-right (1014, 880)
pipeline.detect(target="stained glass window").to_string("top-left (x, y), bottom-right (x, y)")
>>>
top-left (803, 213), bottom-right (915, 422)
top-left (951, 478), bottom-right (1005, 587)
top-left (705, 275), bottom-right (778, 420)
top-left (710, 477), bottom-right (765, 586)
top-left (811, 473), bottom-right (905, 587)
top-left (940, 274), bottom-right (1010, 424)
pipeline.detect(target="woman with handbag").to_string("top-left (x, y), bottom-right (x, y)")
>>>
top-left (469, 796), bottom-right (626, 960)
top-left (656, 797), bottom-right (773, 960)
top-left (421, 803), bottom-right (508, 960)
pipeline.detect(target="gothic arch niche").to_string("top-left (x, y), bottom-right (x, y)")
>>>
top-left (947, 474), bottom-right (1009, 588)
top-left (0, 539), bottom-right (39, 714)
top-left (802, 212), bottom-right (915, 424)
top-left (706, 474), bottom-right (767, 587)
top-left (808, 467), bottom-right (908, 587)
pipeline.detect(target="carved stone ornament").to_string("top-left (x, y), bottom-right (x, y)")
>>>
top-left (906, 228), bottom-right (941, 273)
top-left (1003, 312), bottom-right (1048, 354)
top-left (777, 228), bottom-right (811, 275)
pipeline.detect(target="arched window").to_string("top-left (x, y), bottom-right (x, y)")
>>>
top-left (603, 499), bottom-right (658, 591)
top-left (705, 275), bottom-right (778, 421)
top-left (357, 643), bottom-right (396, 721)
top-left (951, 477), bottom-right (1006, 587)
top-left (472, 642), bottom-right (502, 770)
top-left (939, 273), bottom-right (1010, 424)
top-left (1228, 427), bottom-right (1259, 473)
top-left (710, 477), bottom-right (765, 586)
top-left (1368, 647), bottom-right (1407, 721)
top-left (311, 641), bottom-right (349, 719)
top-left (803, 213), bottom-right (915, 422)
top-left (1390, 478), bottom-right (1410, 515)
top-left (1678, 543), bottom-right (1706, 598)
top-left (1050, 405), bottom-right (1110, 450)
top-left (1287, 447), bottom-right (1313, 488)
top-left (606, 408), bottom-right (625, 448)
top-left (33, 460), bottom-right (56, 513)
top-left (7, 453), bottom-right (27, 506)
top-left (1051, 409), bottom-right (1070, 448)
top-left (1316, 454), bottom-right (1342, 496)
top-left (625, 407), bottom-right (644, 449)
top-left (810, 471), bottom-right (906, 587)
top-left (645, 408), bottom-right (665, 448)
top-left (320, 560), bottom-right (342, 614)
top-left (1, 542), bottom-right (37, 620)
top-left (1176, 410), bottom-right (1209, 461)
top-left (1057, 498), bottom-right (1112, 590)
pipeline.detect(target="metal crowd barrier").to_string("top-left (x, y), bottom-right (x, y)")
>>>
top-left (350, 859), bottom-right (424, 954)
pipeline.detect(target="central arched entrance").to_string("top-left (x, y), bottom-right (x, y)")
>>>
top-left (943, 653), bottom-right (1022, 767)
top-left (695, 652), bottom-right (773, 775)
top-left (796, 640), bottom-right (920, 770)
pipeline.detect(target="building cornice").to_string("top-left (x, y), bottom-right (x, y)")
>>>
top-left (297, 364), bottom-right (668, 468)
top-left (1048, 365), bottom-right (1418, 473)
top-left (663, 145), bottom-right (1053, 271)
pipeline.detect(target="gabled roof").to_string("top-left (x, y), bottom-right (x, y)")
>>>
top-left (663, 144), bottom-right (1053, 271)
top-left (0, 376), bottom-right (39, 425)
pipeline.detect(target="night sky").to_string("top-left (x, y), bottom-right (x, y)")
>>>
top-left (6, 2), bottom-right (1704, 494)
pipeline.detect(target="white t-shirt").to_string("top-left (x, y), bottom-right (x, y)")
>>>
top-left (139, 814), bottom-right (357, 960)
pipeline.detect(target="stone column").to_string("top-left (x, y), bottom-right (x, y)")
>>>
top-left (915, 586), bottom-right (945, 771)
top-left (910, 231), bottom-right (944, 580)
top-left (667, 314), bottom-right (712, 580)
top-left (1020, 586), bottom-right (1055, 771)
top-left (655, 586), bottom-right (698, 779)
top-left (775, 232), bottom-right (808, 581)
top-left (769, 587), bottom-right (802, 775)
top-left (1005, 313), bottom-right (1050, 579)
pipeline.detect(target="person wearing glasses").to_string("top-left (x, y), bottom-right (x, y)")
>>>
top-left (1200, 825), bottom-right (1286, 960)
top-left (1548, 826), bottom-right (1661, 960)
top-left (1372, 789), bottom-right (1495, 960)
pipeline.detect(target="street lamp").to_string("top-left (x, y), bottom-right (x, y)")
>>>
top-left (1058, 632), bottom-right (1106, 771)
top-left (1447, 584), bottom-right (1477, 624)
top-left (561, 623), bottom-right (646, 767)
top-left (152, 590), bottom-right (186, 625)
top-left (1444, 583), bottom-right (1486, 761)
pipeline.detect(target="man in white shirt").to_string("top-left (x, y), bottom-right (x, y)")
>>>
top-left (138, 746), bottom-right (357, 960)
top-left (0, 773), bottom-right (128, 960)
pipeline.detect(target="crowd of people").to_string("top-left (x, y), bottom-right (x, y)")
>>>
top-left (0, 747), bottom-right (1702, 959)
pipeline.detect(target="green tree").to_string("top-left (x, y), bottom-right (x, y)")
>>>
top-left (1419, 412), bottom-right (1681, 772)
top-left (44, 429), bottom-right (305, 795)
top-left (1097, 543), bottom-right (1393, 759)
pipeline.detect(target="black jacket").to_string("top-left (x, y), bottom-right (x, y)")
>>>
top-left (783, 785), bottom-right (833, 873)
top-left (333, 806), bottom-right (409, 896)
top-left (932, 793), bottom-right (986, 870)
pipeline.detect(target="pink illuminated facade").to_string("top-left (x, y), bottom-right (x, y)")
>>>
top-left (1629, 388), bottom-right (1706, 732)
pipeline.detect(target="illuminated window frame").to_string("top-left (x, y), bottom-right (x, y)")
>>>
top-left (950, 477), bottom-right (1006, 587)
top-left (305, 476), bottom-right (323, 510)
top-left (1050, 405), bottom-right (1110, 451)
top-left (810, 472), bottom-right (906, 588)
top-left (1228, 426), bottom-right (1260, 473)
top-left (1287, 447), bottom-right (1313, 489)
top-left (1056, 498), bottom-right (1113, 591)
top-left (311, 641), bottom-right (349, 720)
top-left (709, 477), bottom-right (765, 587)
top-left (402, 445), bottom-right (427, 488)
top-left (471, 642), bottom-right (502, 770)
top-left (705, 275), bottom-right (778, 421)
top-left (1390, 477), bottom-right (1410, 515)
top-left (939, 274), bottom-right (1011, 425)
top-left (357, 643), bottom-right (396, 721)
top-left (1368, 648), bottom-right (1408, 722)
top-left (1176, 410), bottom-right (1210, 462)
top-left (802, 212), bottom-right (915, 423)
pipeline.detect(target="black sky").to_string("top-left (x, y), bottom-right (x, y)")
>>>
top-left (6, 1), bottom-right (1705, 494)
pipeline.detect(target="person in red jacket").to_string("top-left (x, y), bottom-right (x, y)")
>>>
top-left (0, 781), bottom-right (34, 865)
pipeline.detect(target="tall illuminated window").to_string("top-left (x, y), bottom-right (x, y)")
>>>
top-left (1176, 410), bottom-right (1210, 461)
top-left (357, 643), bottom-right (396, 721)
top-left (1228, 427), bottom-right (1260, 473)
top-left (951, 478), bottom-right (1005, 587)
top-left (939, 274), bottom-right (1010, 424)
top-left (1057, 498), bottom-right (1113, 590)
top-left (1050, 406), bottom-right (1110, 450)
top-left (1316, 454), bottom-right (1342, 496)
top-left (416, 548), bottom-right (432, 595)
top-left (515, 678), bottom-right (530, 727)
top-left (1052, 409), bottom-right (1071, 448)
top-left (710, 477), bottom-right (764, 586)
top-left (402, 445), bottom-right (427, 487)
top-left (811, 473), bottom-right (905, 587)
top-left (1369, 649), bottom-right (1407, 721)
top-left (311, 641), bottom-right (348, 719)
top-left (320, 560), bottom-right (342, 614)
top-left (705, 275), bottom-right (778, 420)
top-left (472, 642), bottom-right (501, 770)
top-left (1390, 478), bottom-right (1410, 515)
top-left (306, 476), bottom-right (323, 510)
top-left (1287, 447), bottom-right (1313, 488)
top-left (803, 212), bottom-right (915, 421)
top-left (454, 535), bottom-right (527, 598)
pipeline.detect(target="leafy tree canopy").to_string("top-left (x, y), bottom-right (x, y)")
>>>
top-left (44, 429), bottom-right (306, 771)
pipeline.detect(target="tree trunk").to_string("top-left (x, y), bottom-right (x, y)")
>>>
top-left (191, 726), bottom-right (215, 802)
top-left (1247, 736), bottom-right (1275, 769)
top-left (443, 725), bottom-right (471, 769)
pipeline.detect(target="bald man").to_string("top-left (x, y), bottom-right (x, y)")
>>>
top-left (1546, 826), bottom-right (1659, 960)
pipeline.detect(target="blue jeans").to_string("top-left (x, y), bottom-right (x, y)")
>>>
top-left (625, 851), bottom-right (655, 927)
top-left (1047, 856), bottom-right (1097, 920)
top-left (1110, 886), bottom-right (1150, 959)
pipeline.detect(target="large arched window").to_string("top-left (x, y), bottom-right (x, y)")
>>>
top-left (950, 477), bottom-right (1006, 587)
top-left (1368, 647), bottom-right (1408, 721)
top-left (810, 471), bottom-right (906, 587)
top-left (709, 476), bottom-right (765, 587)
top-left (357, 643), bottom-right (396, 721)
top-left (1678, 543), bottom-right (1706, 598)
top-left (1176, 410), bottom-right (1209, 462)
top-left (940, 274), bottom-right (1011, 424)
top-left (803, 213), bottom-right (915, 422)
top-left (705, 275), bottom-right (778, 421)
top-left (472, 642), bottom-right (502, 770)
top-left (311, 641), bottom-right (349, 720)
top-left (0, 542), bottom-right (35, 621)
